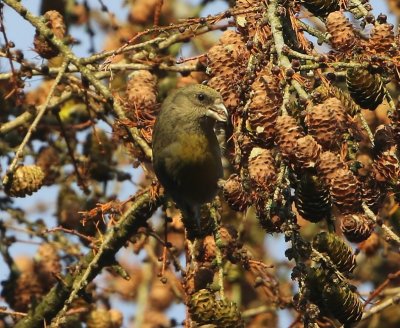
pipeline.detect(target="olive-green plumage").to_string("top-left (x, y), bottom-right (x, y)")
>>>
top-left (152, 84), bottom-right (228, 227)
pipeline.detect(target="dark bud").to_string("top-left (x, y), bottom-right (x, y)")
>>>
top-left (282, 45), bottom-right (290, 55)
top-left (371, 55), bottom-right (379, 62)
top-left (298, 97), bottom-right (308, 106)
top-left (326, 72), bottom-right (336, 81)
top-left (199, 17), bottom-right (206, 24)
top-left (246, 40), bottom-right (253, 50)
top-left (40, 65), bottom-right (49, 75)
top-left (223, 10), bottom-right (232, 18)
top-left (286, 68), bottom-right (295, 78)
top-left (377, 14), bottom-right (387, 24)
top-left (272, 66), bottom-right (281, 75)
top-left (285, 247), bottom-right (295, 260)
top-left (364, 4), bottom-right (372, 11)
top-left (365, 13), bottom-right (375, 24)
top-left (180, 70), bottom-right (190, 77)
top-left (291, 59), bottom-right (301, 70)
top-left (7, 41), bottom-right (15, 48)
top-left (81, 76), bottom-right (90, 88)
top-left (14, 49), bottom-right (24, 61)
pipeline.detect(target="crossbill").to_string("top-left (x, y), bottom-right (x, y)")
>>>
top-left (152, 84), bottom-right (228, 231)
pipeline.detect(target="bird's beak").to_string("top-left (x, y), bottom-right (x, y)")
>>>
top-left (206, 98), bottom-right (228, 122)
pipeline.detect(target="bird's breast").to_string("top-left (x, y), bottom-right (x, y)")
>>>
top-left (162, 131), bottom-right (223, 205)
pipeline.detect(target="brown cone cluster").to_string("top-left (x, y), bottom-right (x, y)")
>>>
top-left (235, 0), bottom-right (264, 38)
top-left (326, 11), bottom-right (357, 52)
top-left (316, 151), bottom-right (346, 185)
top-left (275, 115), bottom-right (304, 160)
top-left (361, 179), bottom-right (385, 214)
top-left (33, 10), bottom-right (66, 59)
top-left (373, 147), bottom-right (400, 183)
top-left (340, 213), bottom-right (374, 242)
top-left (346, 67), bottom-right (385, 110)
top-left (293, 135), bottom-right (322, 169)
top-left (207, 31), bottom-right (249, 111)
top-left (83, 129), bottom-right (114, 182)
top-left (368, 23), bottom-right (395, 53)
top-left (5, 165), bottom-right (45, 197)
top-left (246, 68), bottom-right (282, 147)
top-left (248, 147), bottom-right (277, 196)
top-left (125, 70), bottom-right (158, 143)
top-left (329, 168), bottom-right (362, 214)
top-left (305, 100), bottom-right (346, 150)
top-left (223, 174), bottom-right (251, 212)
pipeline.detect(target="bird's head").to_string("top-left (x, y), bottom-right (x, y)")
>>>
top-left (171, 84), bottom-right (228, 123)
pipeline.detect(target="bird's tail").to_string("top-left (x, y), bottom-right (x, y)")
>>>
top-left (181, 204), bottom-right (202, 240)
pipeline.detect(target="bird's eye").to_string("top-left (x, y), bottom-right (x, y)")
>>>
top-left (197, 93), bottom-right (205, 101)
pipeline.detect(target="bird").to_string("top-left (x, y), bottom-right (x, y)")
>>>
top-left (152, 84), bottom-right (228, 234)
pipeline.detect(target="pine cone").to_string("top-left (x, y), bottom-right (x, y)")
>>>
top-left (223, 174), bottom-right (251, 211)
top-left (373, 147), bottom-right (400, 183)
top-left (246, 68), bottom-right (281, 147)
top-left (207, 39), bottom-right (248, 112)
top-left (322, 283), bottom-right (363, 326)
top-left (125, 70), bottom-right (158, 143)
top-left (306, 102), bottom-right (344, 150)
top-left (361, 179), bottom-right (386, 214)
top-left (295, 173), bottom-right (331, 222)
top-left (329, 168), bottom-right (362, 214)
top-left (275, 115), bottom-right (304, 160)
top-left (373, 124), bottom-right (396, 155)
top-left (326, 11), bottom-right (357, 52)
top-left (188, 289), bottom-right (217, 324)
top-left (36, 146), bottom-right (61, 185)
top-left (313, 232), bottom-right (356, 274)
top-left (248, 147), bottom-right (277, 195)
top-left (214, 299), bottom-right (244, 328)
top-left (33, 10), bottom-right (66, 59)
top-left (346, 67), bottom-right (385, 110)
top-left (5, 165), bottom-right (45, 197)
top-left (35, 243), bottom-right (61, 287)
top-left (316, 151), bottom-right (346, 186)
top-left (235, 0), bottom-right (267, 38)
top-left (341, 213), bottom-right (374, 243)
top-left (368, 23), bottom-right (395, 53)
top-left (293, 135), bottom-right (322, 169)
